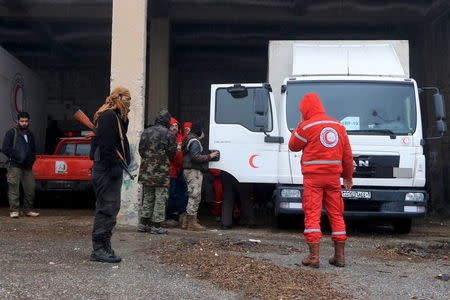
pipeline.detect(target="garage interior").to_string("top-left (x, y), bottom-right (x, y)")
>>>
top-left (0, 0), bottom-right (448, 214)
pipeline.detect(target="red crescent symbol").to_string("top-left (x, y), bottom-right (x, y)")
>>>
top-left (249, 154), bottom-right (259, 168)
top-left (14, 84), bottom-right (23, 112)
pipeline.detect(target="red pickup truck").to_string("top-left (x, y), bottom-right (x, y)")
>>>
top-left (33, 137), bottom-right (93, 192)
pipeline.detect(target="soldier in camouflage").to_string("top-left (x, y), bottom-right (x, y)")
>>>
top-left (137, 109), bottom-right (177, 234)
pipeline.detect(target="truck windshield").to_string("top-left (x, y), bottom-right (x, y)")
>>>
top-left (286, 81), bottom-right (417, 135)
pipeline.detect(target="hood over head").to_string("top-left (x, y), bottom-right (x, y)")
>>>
top-left (170, 117), bottom-right (179, 125)
top-left (190, 121), bottom-right (203, 137)
top-left (299, 93), bottom-right (326, 121)
top-left (155, 109), bottom-right (171, 128)
top-left (183, 122), bottom-right (192, 128)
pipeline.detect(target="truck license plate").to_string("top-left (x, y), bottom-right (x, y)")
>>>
top-left (342, 190), bottom-right (371, 199)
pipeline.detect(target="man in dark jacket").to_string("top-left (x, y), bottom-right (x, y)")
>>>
top-left (181, 121), bottom-right (219, 231)
top-left (89, 87), bottom-right (131, 263)
top-left (2, 112), bottom-right (39, 218)
top-left (137, 109), bottom-right (177, 234)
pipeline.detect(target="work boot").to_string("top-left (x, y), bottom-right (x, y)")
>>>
top-left (90, 248), bottom-right (122, 263)
top-left (10, 211), bottom-right (19, 218)
top-left (161, 219), bottom-right (178, 228)
top-left (138, 217), bottom-right (153, 232)
top-left (186, 214), bottom-right (206, 231)
top-left (329, 241), bottom-right (346, 267)
top-left (105, 240), bottom-right (120, 260)
top-left (150, 222), bottom-right (168, 234)
top-left (25, 211), bottom-right (39, 217)
top-left (150, 226), bottom-right (168, 234)
top-left (302, 242), bottom-right (320, 268)
top-left (138, 223), bottom-right (153, 233)
top-left (179, 213), bottom-right (188, 229)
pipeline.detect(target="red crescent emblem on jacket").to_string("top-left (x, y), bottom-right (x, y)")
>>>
top-left (320, 127), bottom-right (339, 148)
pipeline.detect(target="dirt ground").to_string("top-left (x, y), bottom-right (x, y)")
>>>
top-left (0, 208), bottom-right (449, 300)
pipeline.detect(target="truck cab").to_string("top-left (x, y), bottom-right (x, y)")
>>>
top-left (209, 41), bottom-right (446, 233)
top-left (33, 137), bottom-right (93, 192)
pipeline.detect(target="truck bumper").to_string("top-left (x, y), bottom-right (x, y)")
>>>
top-left (36, 180), bottom-right (93, 192)
top-left (274, 185), bottom-right (428, 218)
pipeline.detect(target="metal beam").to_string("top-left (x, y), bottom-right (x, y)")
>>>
top-left (0, 2), bottom-right (111, 21)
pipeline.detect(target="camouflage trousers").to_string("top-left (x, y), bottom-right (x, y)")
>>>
top-left (184, 169), bottom-right (203, 216)
top-left (7, 167), bottom-right (35, 212)
top-left (140, 185), bottom-right (168, 223)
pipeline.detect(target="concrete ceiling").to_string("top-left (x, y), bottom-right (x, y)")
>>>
top-left (0, 0), bottom-right (448, 66)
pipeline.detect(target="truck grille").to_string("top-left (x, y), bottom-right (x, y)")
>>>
top-left (344, 200), bottom-right (381, 212)
top-left (353, 155), bottom-right (399, 179)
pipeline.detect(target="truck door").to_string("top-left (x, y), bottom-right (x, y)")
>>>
top-left (209, 83), bottom-right (281, 183)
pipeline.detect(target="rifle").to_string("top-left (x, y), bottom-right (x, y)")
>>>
top-left (73, 109), bottom-right (135, 180)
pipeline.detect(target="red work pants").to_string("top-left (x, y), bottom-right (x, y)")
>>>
top-left (302, 175), bottom-right (347, 243)
top-left (209, 169), bottom-right (223, 216)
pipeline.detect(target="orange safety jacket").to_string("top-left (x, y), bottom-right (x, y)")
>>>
top-left (288, 93), bottom-right (353, 180)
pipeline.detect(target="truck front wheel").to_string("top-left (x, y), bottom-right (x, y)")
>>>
top-left (392, 218), bottom-right (412, 234)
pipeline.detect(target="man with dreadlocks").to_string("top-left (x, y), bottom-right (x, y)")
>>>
top-left (89, 87), bottom-right (131, 263)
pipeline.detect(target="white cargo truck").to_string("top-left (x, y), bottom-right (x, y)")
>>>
top-left (209, 40), bottom-right (447, 233)
top-left (0, 46), bottom-right (47, 196)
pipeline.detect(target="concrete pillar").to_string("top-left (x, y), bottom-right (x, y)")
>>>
top-left (147, 18), bottom-right (170, 125)
top-left (110, 0), bottom-right (148, 225)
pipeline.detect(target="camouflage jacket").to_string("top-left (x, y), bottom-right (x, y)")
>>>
top-left (138, 111), bottom-right (177, 186)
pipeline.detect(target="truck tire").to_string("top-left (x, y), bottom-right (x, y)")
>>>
top-left (392, 218), bottom-right (412, 234)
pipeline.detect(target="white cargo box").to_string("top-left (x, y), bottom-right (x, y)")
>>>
top-left (292, 43), bottom-right (405, 77)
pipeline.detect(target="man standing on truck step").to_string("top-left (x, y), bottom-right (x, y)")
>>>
top-left (182, 121), bottom-right (219, 231)
top-left (137, 109), bottom-right (177, 234)
top-left (89, 87), bottom-right (131, 263)
top-left (2, 112), bottom-right (39, 218)
top-left (288, 93), bottom-right (354, 268)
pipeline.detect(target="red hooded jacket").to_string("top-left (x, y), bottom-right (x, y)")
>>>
top-left (288, 93), bottom-right (353, 180)
top-left (170, 117), bottom-right (184, 178)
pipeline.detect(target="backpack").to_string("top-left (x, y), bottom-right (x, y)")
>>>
top-left (0, 128), bottom-right (18, 168)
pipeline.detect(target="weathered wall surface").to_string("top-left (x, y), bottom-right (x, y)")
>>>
top-left (110, 0), bottom-right (148, 225)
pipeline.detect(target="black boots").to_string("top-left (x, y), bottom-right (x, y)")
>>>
top-left (91, 240), bottom-right (121, 263)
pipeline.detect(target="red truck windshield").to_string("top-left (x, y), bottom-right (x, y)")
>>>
top-left (58, 142), bottom-right (91, 156)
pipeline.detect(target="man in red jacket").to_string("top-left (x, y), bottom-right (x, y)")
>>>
top-left (289, 93), bottom-right (354, 268)
top-left (163, 117), bottom-right (188, 228)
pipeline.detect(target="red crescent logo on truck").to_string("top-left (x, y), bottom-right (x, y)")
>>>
top-left (249, 154), bottom-right (260, 168)
top-left (10, 73), bottom-right (26, 121)
top-left (14, 84), bottom-right (23, 112)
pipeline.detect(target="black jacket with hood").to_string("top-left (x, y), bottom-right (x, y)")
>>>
top-left (89, 109), bottom-right (131, 167)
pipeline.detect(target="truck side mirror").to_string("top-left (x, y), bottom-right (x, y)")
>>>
top-left (433, 93), bottom-right (446, 120)
top-left (227, 84), bottom-right (248, 98)
top-left (420, 87), bottom-right (447, 139)
top-left (254, 89), bottom-right (268, 115)
top-left (436, 119), bottom-right (447, 135)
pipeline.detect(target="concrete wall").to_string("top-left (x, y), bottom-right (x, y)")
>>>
top-left (110, 0), bottom-right (148, 225)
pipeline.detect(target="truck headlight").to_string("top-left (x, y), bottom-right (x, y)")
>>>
top-left (281, 189), bottom-right (301, 198)
top-left (405, 193), bottom-right (425, 202)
